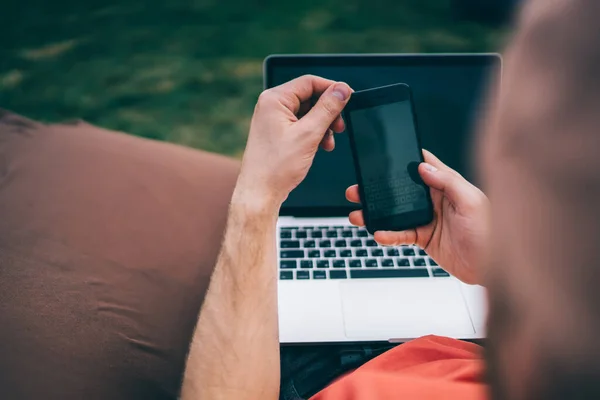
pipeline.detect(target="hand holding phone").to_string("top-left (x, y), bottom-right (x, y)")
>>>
top-left (345, 147), bottom-right (490, 285)
top-left (342, 83), bottom-right (434, 234)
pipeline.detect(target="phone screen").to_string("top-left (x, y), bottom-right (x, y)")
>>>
top-left (348, 100), bottom-right (429, 220)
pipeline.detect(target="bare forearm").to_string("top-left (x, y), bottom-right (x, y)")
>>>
top-left (180, 74), bottom-right (349, 399)
top-left (181, 196), bottom-right (280, 400)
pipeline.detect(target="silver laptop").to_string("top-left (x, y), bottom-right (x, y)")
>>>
top-left (265, 54), bottom-right (501, 344)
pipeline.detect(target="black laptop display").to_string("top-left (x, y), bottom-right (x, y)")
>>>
top-left (265, 54), bottom-right (501, 217)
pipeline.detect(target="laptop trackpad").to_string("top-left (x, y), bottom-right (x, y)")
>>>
top-left (340, 280), bottom-right (475, 340)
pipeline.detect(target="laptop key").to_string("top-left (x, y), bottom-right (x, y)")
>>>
top-left (340, 249), bottom-right (353, 258)
top-left (357, 230), bottom-right (368, 237)
top-left (387, 248), bottom-right (399, 256)
top-left (326, 230), bottom-right (338, 238)
top-left (333, 259), bottom-right (346, 268)
top-left (317, 260), bottom-right (330, 268)
top-left (382, 259), bottom-right (394, 267)
top-left (320, 240), bottom-right (331, 248)
top-left (335, 239), bottom-right (347, 247)
top-left (432, 268), bottom-right (450, 277)
top-left (280, 230), bottom-right (292, 239)
top-left (366, 240), bottom-right (377, 247)
top-left (365, 259), bottom-right (378, 268)
top-left (296, 231), bottom-right (308, 239)
top-left (281, 250), bottom-right (304, 259)
top-left (396, 258), bottom-right (410, 267)
top-left (297, 270), bottom-right (310, 280)
top-left (418, 248), bottom-right (427, 256)
top-left (313, 270), bottom-right (327, 279)
top-left (414, 257), bottom-right (427, 267)
top-left (280, 271), bottom-right (294, 280)
top-left (304, 240), bottom-right (316, 248)
top-left (308, 250), bottom-right (321, 258)
top-left (300, 260), bottom-right (313, 269)
top-left (371, 248), bottom-right (384, 257)
top-left (311, 231), bottom-right (323, 238)
top-left (429, 258), bottom-right (438, 266)
top-left (341, 230), bottom-right (353, 238)
top-left (350, 269), bottom-right (430, 279)
top-left (402, 248), bottom-right (415, 256)
top-left (330, 270), bottom-right (347, 279)
top-left (280, 240), bottom-right (300, 248)
top-left (355, 249), bottom-right (368, 257)
top-left (280, 260), bottom-right (297, 269)
top-left (349, 260), bottom-right (362, 268)
top-left (350, 240), bottom-right (362, 247)
top-left (324, 250), bottom-right (336, 258)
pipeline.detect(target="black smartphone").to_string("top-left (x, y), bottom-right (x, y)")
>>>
top-left (342, 83), bottom-right (434, 234)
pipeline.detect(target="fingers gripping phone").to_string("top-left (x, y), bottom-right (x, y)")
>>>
top-left (343, 83), bottom-right (434, 234)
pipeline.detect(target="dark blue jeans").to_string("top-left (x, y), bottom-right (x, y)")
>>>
top-left (279, 343), bottom-right (397, 400)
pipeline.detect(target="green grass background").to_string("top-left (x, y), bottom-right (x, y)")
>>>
top-left (0, 0), bottom-right (507, 158)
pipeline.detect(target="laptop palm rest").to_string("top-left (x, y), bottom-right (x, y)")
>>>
top-left (340, 279), bottom-right (475, 340)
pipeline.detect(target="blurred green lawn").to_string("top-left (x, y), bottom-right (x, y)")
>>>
top-left (0, 0), bottom-right (506, 158)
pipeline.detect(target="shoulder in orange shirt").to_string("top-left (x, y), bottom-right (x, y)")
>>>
top-left (311, 335), bottom-right (487, 400)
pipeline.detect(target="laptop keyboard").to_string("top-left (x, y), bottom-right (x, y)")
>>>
top-left (278, 226), bottom-right (450, 280)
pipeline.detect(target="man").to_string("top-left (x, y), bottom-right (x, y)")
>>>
top-left (180, 73), bottom-right (488, 399)
top-left (181, 0), bottom-right (600, 399)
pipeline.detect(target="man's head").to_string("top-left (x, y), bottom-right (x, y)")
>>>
top-left (480, 0), bottom-right (600, 398)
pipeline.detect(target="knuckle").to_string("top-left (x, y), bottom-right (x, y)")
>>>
top-left (392, 236), bottom-right (406, 246)
top-left (472, 191), bottom-right (490, 210)
top-left (447, 170), bottom-right (464, 187)
top-left (452, 169), bottom-right (465, 179)
top-left (320, 97), bottom-right (339, 117)
top-left (446, 171), bottom-right (460, 185)
top-left (257, 89), bottom-right (277, 106)
top-left (435, 169), bottom-right (452, 185)
top-left (299, 74), bottom-right (316, 82)
top-left (279, 91), bottom-right (298, 111)
top-left (463, 188), bottom-right (486, 211)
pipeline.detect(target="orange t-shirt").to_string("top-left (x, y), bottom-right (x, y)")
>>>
top-left (311, 335), bottom-right (487, 400)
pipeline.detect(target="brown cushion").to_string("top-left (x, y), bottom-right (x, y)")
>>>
top-left (0, 110), bottom-right (240, 399)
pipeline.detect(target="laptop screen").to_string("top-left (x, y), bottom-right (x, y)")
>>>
top-left (265, 55), bottom-right (500, 217)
